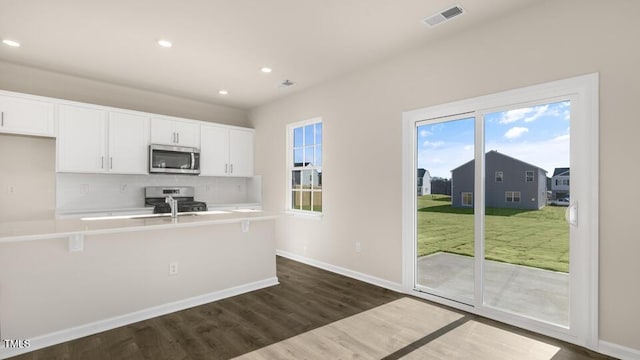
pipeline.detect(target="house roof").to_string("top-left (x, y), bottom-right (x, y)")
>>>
top-left (553, 167), bottom-right (570, 177)
top-left (450, 150), bottom-right (547, 173)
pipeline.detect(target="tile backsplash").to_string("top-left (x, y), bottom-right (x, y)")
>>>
top-left (56, 173), bottom-right (261, 211)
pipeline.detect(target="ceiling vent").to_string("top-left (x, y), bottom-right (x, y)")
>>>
top-left (279, 79), bottom-right (296, 88)
top-left (423, 5), bottom-right (464, 27)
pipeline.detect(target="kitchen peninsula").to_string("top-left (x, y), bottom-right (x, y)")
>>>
top-left (0, 211), bottom-right (278, 356)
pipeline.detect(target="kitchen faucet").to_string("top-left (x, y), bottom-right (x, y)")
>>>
top-left (165, 196), bottom-right (178, 218)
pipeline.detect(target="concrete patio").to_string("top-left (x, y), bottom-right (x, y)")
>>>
top-left (417, 252), bottom-right (569, 326)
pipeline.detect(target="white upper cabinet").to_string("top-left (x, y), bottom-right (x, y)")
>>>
top-left (229, 129), bottom-right (254, 177)
top-left (200, 125), bottom-right (253, 177)
top-left (57, 105), bottom-right (108, 173)
top-left (108, 112), bottom-right (149, 174)
top-left (58, 105), bottom-right (149, 174)
top-left (150, 118), bottom-right (200, 148)
top-left (200, 125), bottom-right (230, 176)
top-left (0, 94), bottom-right (54, 137)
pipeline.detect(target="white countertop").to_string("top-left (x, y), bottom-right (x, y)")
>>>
top-left (0, 210), bottom-right (278, 243)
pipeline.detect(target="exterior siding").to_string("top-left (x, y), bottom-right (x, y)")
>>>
top-left (452, 151), bottom-right (546, 210)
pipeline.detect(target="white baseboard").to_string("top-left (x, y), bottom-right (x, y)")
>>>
top-left (599, 340), bottom-right (640, 360)
top-left (276, 249), bottom-right (403, 293)
top-left (0, 277), bottom-right (279, 359)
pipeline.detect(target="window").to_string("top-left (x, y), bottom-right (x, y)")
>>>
top-left (461, 192), bottom-right (473, 207)
top-left (505, 191), bottom-right (521, 203)
top-left (525, 171), bottom-right (534, 182)
top-left (495, 171), bottom-right (503, 182)
top-left (288, 118), bottom-right (322, 213)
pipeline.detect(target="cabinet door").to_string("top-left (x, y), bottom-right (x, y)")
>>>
top-left (150, 118), bottom-right (176, 145)
top-left (0, 95), bottom-right (54, 137)
top-left (229, 129), bottom-right (254, 177)
top-left (200, 125), bottom-right (230, 176)
top-left (174, 120), bottom-right (200, 148)
top-left (57, 105), bottom-right (107, 173)
top-left (108, 112), bottom-right (149, 174)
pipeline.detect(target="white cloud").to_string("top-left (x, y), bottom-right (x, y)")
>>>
top-left (423, 140), bottom-right (445, 148)
top-left (553, 134), bottom-right (570, 141)
top-left (463, 144), bottom-right (474, 151)
top-left (419, 129), bottom-right (432, 137)
top-left (504, 127), bottom-right (529, 139)
top-left (499, 105), bottom-right (549, 124)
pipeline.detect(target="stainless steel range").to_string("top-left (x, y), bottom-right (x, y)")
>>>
top-left (145, 186), bottom-right (208, 214)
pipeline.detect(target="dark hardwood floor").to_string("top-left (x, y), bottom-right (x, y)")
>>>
top-left (11, 256), bottom-right (610, 360)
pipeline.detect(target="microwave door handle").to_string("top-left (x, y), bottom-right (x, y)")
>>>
top-left (191, 152), bottom-right (195, 170)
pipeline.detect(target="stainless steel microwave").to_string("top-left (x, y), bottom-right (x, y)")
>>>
top-left (149, 144), bottom-right (200, 175)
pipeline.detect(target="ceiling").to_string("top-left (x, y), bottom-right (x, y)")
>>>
top-left (0, 0), bottom-right (536, 109)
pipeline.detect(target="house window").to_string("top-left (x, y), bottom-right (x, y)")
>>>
top-left (461, 192), bottom-right (473, 207)
top-left (495, 171), bottom-right (503, 182)
top-left (525, 171), bottom-right (534, 182)
top-left (288, 118), bottom-right (322, 213)
top-left (505, 191), bottom-right (521, 203)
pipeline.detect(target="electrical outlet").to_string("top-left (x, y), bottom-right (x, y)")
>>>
top-left (6, 185), bottom-right (15, 194)
top-left (80, 184), bottom-right (89, 194)
top-left (169, 262), bottom-right (179, 276)
top-left (355, 242), bottom-right (362, 253)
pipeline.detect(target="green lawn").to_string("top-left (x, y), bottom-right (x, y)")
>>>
top-left (417, 195), bottom-right (569, 272)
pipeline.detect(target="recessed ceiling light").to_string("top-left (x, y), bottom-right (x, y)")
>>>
top-left (157, 40), bottom-right (172, 48)
top-left (218, 90), bottom-right (229, 95)
top-left (2, 39), bottom-right (21, 47)
top-left (260, 67), bottom-right (272, 73)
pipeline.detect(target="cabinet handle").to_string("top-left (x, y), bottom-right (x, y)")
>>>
top-left (1, 112), bottom-right (4, 127)
top-left (230, 164), bottom-right (233, 174)
top-left (172, 132), bottom-right (176, 143)
top-left (110, 157), bottom-right (113, 170)
top-left (225, 164), bottom-right (228, 173)
top-left (101, 156), bottom-right (104, 169)
top-left (177, 132), bottom-right (180, 144)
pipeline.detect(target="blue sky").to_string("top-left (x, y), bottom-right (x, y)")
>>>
top-left (417, 101), bottom-right (570, 178)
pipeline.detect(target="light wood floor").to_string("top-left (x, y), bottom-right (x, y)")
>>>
top-left (11, 256), bottom-right (610, 360)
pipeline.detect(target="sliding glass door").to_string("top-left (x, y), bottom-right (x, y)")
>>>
top-left (415, 115), bottom-right (475, 304)
top-left (482, 101), bottom-right (571, 327)
top-left (404, 74), bottom-right (598, 347)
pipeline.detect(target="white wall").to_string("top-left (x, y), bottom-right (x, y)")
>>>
top-left (0, 60), bottom-right (249, 127)
top-left (250, 0), bottom-right (640, 352)
top-left (0, 134), bottom-right (55, 221)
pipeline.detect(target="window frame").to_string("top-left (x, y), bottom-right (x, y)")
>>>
top-left (525, 170), bottom-right (534, 182)
top-left (505, 191), bottom-right (521, 203)
top-left (286, 117), bottom-right (323, 216)
top-left (495, 171), bottom-right (503, 183)
top-left (461, 192), bottom-right (473, 207)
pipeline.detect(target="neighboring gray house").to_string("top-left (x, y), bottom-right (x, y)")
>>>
top-left (417, 168), bottom-right (431, 196)
top-left (551, 167), bottom-right (570, 200)
top-left (431, 177), bottom-right (452, 195)
top-left (293, 162), bottom-right (321, 188)
top-left (451, 150), bottom-right (547, 210)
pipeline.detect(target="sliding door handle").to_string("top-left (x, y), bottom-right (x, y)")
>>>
top-left (565, 202), bottom-right (578, 226)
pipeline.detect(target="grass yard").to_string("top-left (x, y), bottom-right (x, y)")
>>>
top-left (417, 195), bottom-right (569, 272)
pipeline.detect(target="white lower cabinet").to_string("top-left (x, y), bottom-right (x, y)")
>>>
top-left (0, 94), bottom-right (55, 137)
top-left (200, 125), bottom-right (253, 177)
top-left (57, 105), bottom-right (149, 174)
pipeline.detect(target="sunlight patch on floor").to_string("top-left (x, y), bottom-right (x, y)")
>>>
top-left (232, 297), bottom-right (560, 359)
